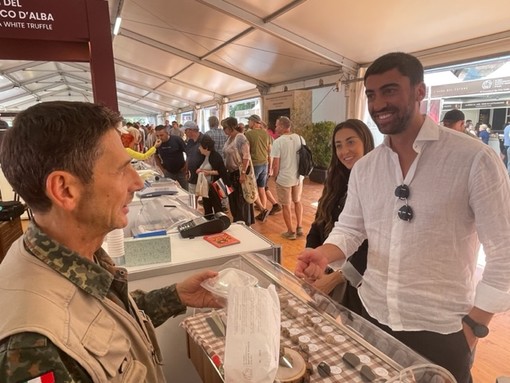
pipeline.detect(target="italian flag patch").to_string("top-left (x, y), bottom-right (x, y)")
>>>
top-left (25, 371), bottom-right (55, 383)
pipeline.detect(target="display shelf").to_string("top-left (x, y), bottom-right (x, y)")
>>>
top-left (182, 253), bottom-right (456, 383)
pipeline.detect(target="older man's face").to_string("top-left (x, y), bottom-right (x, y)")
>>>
top-left (186, 129), bottom-right (198, 139)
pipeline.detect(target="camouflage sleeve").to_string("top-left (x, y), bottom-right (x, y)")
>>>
top-left (0, 332), bottom-right (92, 383)
top-left (130, 284), bottom-right (187, 327)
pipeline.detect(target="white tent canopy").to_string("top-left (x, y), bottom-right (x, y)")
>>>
top-left (1, 0), bottom-right (509, 117)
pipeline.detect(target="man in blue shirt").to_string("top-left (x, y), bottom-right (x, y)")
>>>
top-left (478, 124), bottom-right (490, 145)
top-left (155, 125), bottom-right (188, 189)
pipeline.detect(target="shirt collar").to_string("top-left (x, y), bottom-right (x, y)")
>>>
top-left (23, 221), bottom-right (114, 300)
top-left (382, 115), bottom-right (440, 152)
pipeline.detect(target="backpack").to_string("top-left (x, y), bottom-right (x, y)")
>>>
top-left (0, 201), bottom-right (25, 221)
top-left (297, 135), bottom-right (314, 176)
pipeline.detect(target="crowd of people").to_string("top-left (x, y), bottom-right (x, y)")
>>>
top-left (118, 113), bottom-right (304, 237)
top-left (0, 51), bottom-right (509, 383)
top-left (441, 109), bottom-right (498, 143)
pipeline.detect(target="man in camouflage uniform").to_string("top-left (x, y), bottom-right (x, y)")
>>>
top-left (0, 101), bottom-right (220, 382)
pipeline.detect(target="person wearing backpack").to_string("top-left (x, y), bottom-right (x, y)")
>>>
top-left (270, 116), bottom-right (304, 240)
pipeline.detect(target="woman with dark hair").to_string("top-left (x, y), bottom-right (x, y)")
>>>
top-left (197, 135), bottom-right (231, 215)
top-left (221, 117), bottom-right (254, 225)
top-left (306, 119), bottom-right (374, 314)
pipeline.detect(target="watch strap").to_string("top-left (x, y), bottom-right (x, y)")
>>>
top-left (462, 315), bottom-right (489, 338)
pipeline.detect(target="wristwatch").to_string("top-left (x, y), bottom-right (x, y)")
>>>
top-left (462, 315), bottom-right (489, 338)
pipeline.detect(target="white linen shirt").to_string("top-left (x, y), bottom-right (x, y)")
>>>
top-left (325, 116), bottom-right (510, 334)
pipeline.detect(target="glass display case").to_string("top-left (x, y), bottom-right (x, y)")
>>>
top-left (182, 253), bottom-right (456, 383)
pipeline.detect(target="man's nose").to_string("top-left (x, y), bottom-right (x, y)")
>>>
top-left (131, 169), bottom-right (145, 191)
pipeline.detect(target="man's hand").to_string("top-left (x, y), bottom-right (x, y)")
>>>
top-left (295, 247), bottom-right (330, 283)
top-left (176, 271), bottom-right (223, 308)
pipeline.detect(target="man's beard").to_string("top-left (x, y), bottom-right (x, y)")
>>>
top-left (371, 102), bottom-right (414, 136)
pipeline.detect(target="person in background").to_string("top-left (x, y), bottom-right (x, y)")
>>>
top-left (0, 101), bottom-right (221, 383)
top-left (478, 123), bottom-right (490, 144)
top-left (271, 116), bottom-right (304, 240)
top-left (260, 121), bottom-right (282, 216)
top-left (154, 124), bottom-right (188, 189)
top-left (204, 116), bottom-right (227, 160)
top-left (295, 52), bottom-right (510, 383)
top-left (306, 119), bottom-right (374, 315)
top-left (442, 109), bottom-right (465, 133)
top-left (121, 129), bottom-right (161, 161)
top-left (127, 126), bottom-right (142, 152)
top-left (464, 120), bottom-right (477, 137)
top-left (169, 120), bottom-right (183, 137)
top-left (221, 116), bottom-right (254, 225)
top-left (504, 118), bottom-right (510, 175)
top-left (197, 135), bottom-right (231, 215)
top-left (145, 124), bottom-right (157, 148)
top-left (267, 122), bottom-right (278, 140)
top-left (245, 114), bottom-right (272, 222)
top-left (182, 121), bottom-right (205, 196)
top-left (141, 123), bottom-right (159, 167)
top-left (133, 122), bottom-right (146, 151)
top-left (205, 116), bottom-right (230, 212)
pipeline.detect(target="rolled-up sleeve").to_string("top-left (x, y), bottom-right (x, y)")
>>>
top-left (469, 149), bottom-right (510, 313)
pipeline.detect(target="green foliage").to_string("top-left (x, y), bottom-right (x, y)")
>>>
top-left (228, 101), bottom-right (256, 116)
top-left (298, 121), bottom-right (336, 169)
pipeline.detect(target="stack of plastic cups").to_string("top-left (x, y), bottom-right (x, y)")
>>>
top-left (106, 228), bottom-right (125, 266)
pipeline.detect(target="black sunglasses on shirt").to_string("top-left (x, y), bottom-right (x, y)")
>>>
top-left (395, 184), bottom-right (413, 222)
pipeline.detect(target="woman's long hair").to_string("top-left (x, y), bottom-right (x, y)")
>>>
top-left (314, 119), bottom-right (375, 236)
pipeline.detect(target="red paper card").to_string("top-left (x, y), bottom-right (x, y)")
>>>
top-left (204, 232), bottom-right (240, 248)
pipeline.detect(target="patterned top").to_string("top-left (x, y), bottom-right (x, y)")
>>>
top-left (0, 222), bottom-right (187, 383)
top-left (205, 128), bottom-right (227, 159)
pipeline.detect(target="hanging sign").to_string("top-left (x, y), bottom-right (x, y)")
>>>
top-left (0, 0), bottom-right (88, 41)
top-left (431, 77), bottom-right (510, 98)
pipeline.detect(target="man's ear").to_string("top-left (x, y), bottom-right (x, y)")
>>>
top-left (45, 171), bottom-right (82, 210)
top-left (415, 82), bottom-right (426, 103)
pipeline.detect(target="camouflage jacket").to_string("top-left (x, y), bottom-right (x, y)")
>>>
top-left (0, 222), bottom-right (186, 383)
